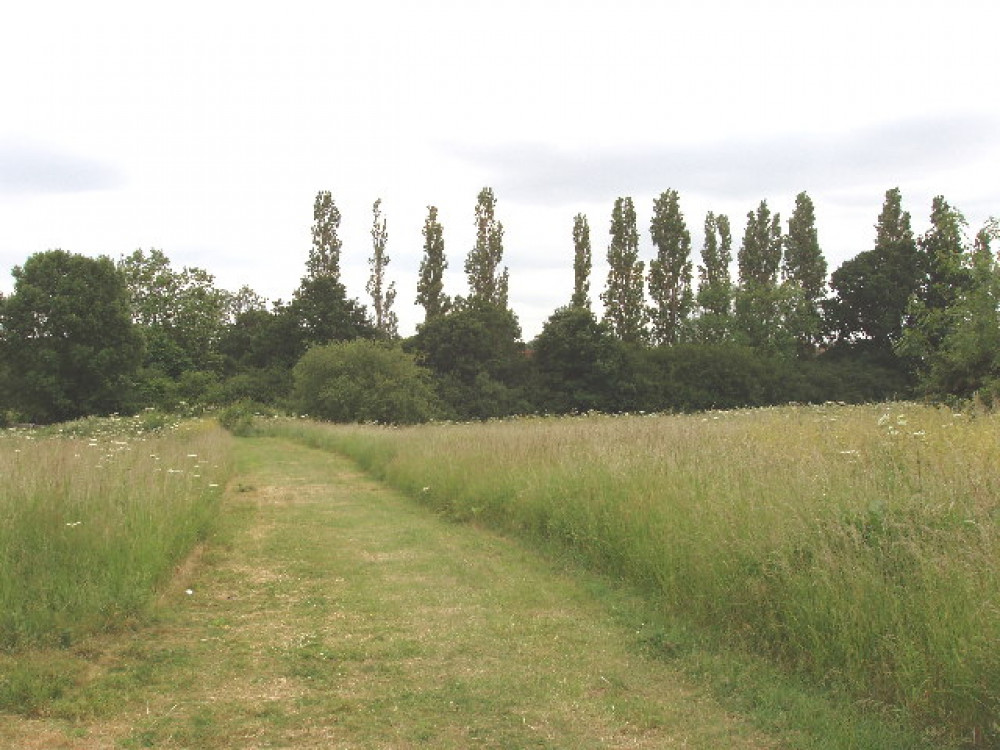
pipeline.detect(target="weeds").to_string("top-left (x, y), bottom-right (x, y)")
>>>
top-left (0, 416), bottom-right (233, 655)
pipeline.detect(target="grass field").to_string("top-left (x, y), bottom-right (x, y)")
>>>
top-left (263, 403), bottom-right (1000, 746)
top-left (0, 436), bottom-right (939, 748)
top-left (0, 415), bottom-right (232, 655)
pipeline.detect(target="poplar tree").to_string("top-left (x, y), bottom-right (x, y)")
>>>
top-left (695, 211), bottom-right (734, 342)
top-left (366, 198), bottom-right (398, 338)
top-left (647, 189), bottom-right (693, 345)
top-left (307, 190), bottom-right (343, 283)
top-left (738, 200), bottom-right (782, 287)
top-left (294, 191), bottom-right (374, 347)
top-left (601, 196), bottom-right (646, 343)
top-left (782, 191), bottom-right (827, 352)
top-left (571, 213), bottom-right (592, 309)
top-left (465, 187), bottom-right (509, 308)
top-left (416, 205), bottom-right (450, 322)
top-left (736, 200), bottom-right (788, 352)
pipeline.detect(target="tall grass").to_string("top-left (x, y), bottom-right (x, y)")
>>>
top-left (0, 415), bottom-right (232, 650)
top-left (265, 404), bottom-right (999, 744)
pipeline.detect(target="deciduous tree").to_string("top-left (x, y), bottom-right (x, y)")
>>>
top-left (465, 187), bottom-right (509, 308)
top-left (647, 189), bottom-right (693, 345)
top-left (601, 197), bottom-right (646, 343)
top-left (571, 213), bottom-right (592, 309)
top-left (308, 190), bottom-right (343, 283)
top-left (1, 250), bottom-right (142, 422)
top-left (366, 198), bottom-right (398, 338)
top-left (826, 187), bottom-right (920, 350)
top-left (735, 200), bottom-right (789, 352)
top-left (782, 192), bottom-right (827, 353)
top-left (416, 205), bottom-right (450, 322)
top-left (695, 211), bottom-right (734, 343)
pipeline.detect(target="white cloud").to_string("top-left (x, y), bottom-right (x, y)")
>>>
top-left (2, 0), bottom-right (999, 340)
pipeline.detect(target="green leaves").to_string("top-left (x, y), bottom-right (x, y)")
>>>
top-left (2, 250), bottom-right (142, 422)
top-left (602, 196), bottom-right (646, 343)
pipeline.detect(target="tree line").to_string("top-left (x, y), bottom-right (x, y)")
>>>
top-left (0, 186), bottom-right (997, 424)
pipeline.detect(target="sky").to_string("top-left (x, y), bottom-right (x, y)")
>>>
top-left (2, 0), bottom-right (999, 340)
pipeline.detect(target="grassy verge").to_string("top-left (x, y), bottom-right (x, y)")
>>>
top-left (0, 415), bottom-right (232, 656)
top-left (261, 403), bottom-right (999, 746)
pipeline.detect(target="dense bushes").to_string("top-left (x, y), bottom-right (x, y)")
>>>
top-left (291, 339), bottom-right (441, 424)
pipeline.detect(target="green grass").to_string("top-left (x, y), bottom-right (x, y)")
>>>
top-left (261, 403), bottom-right (1000, 746)
top-left (0, 415), bottom-right (232, 654)
top-left (0, 436), bottom-right (786, 747)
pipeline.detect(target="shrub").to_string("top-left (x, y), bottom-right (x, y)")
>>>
top-left (292, 340), bottom-right (441, 424)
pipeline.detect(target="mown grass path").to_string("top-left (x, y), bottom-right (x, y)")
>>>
top-left (2, 437), bottom-right (790, 748)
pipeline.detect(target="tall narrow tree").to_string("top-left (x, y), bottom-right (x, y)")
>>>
top-left (782, 191), bottom-right (827, 352)
top-left (571, 213), bottom-right (592, 309)
top-left (416, 205), bottom-right (450, 322)
top-left (647, 189), bottom-right (693, 345)
top-left (366, 198), bottom-right (398, 338)
top-left (307, 190), bottom-right (343, 283)
top-left (465, 187), bottom-right (509, 308)
top-left (294, 192), bottom-right (374, 347)
top-left (695, 211), bottom-right (734, 342)
top-left (601, 196), bottom-right (646, 343)
top-left (738, 200), bottom-right (782, 288)
top-left (736, 200), bottom-right (787, 351)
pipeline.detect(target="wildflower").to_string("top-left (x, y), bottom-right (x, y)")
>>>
top-left (65, 521), bottom-right (82, 527)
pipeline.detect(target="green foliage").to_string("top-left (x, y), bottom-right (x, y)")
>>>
top-left (896, 197), bottom-right (974, 381)
top-left (736, 201), bottom-right (787, 351)
top-left (602, 196), bottom-right (646, 343)
top-left (119, 248), bottom-right (230, 377)
top-left (531, 305), bottom-right (622, 413)
top-left (782, 192), bottom-right (827, 353)
top-left (1, 250), bottom-right (143, 423)
top-left (307, 190), bottom-right (343, 283)
top-left (410, 301), bottom-right (529, 420)
top-left (827, 187), bottom-right (920, 350)
top-left (904, 222), bottom-right (1000, 400)
top-left (217, 400), bottom-right (273, 436)
top-left (416, 205), bottom-right (450, 321)
top-left (291, 275), bottom-right (375, 347)
top-left (292, 339), bottom-right (440, 424)
top-left (571, 213), bottom-right (592, 308)
top-left (695, 211), bottom-right (734, 343)
top-left (647, 189), bottom-right (694, 345)
top-left (465, 187), bottom-right (509, 308)
top-left (738, 200), bottom-right (782, 288)
top-left (366, 198), bottom-right (398, 338)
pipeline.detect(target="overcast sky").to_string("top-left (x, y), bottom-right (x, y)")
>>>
top-left (2, 0), bottom-right (998, 339)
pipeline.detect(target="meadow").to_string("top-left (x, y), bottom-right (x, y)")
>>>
top-left (0, 414), bottom-right (232, 652)
top-left (263, 403), bottom-right (1000, 745)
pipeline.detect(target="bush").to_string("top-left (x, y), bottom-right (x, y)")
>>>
top-left (292, 340), bottom-right (441, 424)
top-left (217, 401), bottom-right (271, 436)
